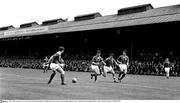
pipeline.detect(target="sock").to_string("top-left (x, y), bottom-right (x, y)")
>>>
top-left (103, 72), bottom-right (107, 77)
top-left (166, 72), bottom-right (169, 78)
top-left (120, 74), bottom-right (126, 80)
top-left (118, 72), bottom-right (122, 80)
top-left (48, 71), bottom-right (56, 84)
top-left (94, 76), bottom-right (97, 82)
top-left (61, 74), bottom-right (65, 84)
top-left (112, 74), bottom-right (116, 81)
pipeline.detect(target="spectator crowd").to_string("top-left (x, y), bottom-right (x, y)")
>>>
top-left (0, 49), bottom-right (179, 76)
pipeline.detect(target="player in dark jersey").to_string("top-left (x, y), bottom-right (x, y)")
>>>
top-left (104, 53), bottom-right (118, 83)
top-left (90, 50), bottom-right (106, 82)
top-left (163, 58), bottom-right (171, 79)
top-left (47, 46), bottom-right (66, 85)
top-left (117, 50), bottom-right (129, 83)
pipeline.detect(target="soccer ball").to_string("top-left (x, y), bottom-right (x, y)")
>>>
top-left (72, 78), bottom-right (77, 83)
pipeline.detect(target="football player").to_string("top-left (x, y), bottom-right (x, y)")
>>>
top-left (90, 50), bottom-right (105, 82)
top-left (43, 56), bottom-right (49, 73)
top-left (104, 53), bottom-right (118, 83)
top-left (117, 50), bottom-right (129, 83)
top-left (163, 58), bottom-right (171, 79)
top-left (47, 46), bottom-right (66, 85)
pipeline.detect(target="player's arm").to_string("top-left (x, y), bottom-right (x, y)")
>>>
top-left (101, 58), bottom-right (106, 66)
top-left (59, 58), bottom-right (64, 63)
top-left (47, 52), bottom-right (58, 64)
top-left (170, 62), bottom-right (173, 70)
top-left (104, 57), bottom-right (109, 62)
top-left (117, 56), bottom-right (122, 64)
top-left (162, 61), bottom-right (165, 68)
top-left (127, 56), bottom-right (129, 66)
top-left (47, 55), bottom-right (54, 65)
top-left (112, 58), bottom-right (119, 66)
top-left (91, 56), bottom-right (99, 65)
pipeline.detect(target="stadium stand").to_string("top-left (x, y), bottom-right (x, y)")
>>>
top-left (0, 4), bottom-right (179, 77)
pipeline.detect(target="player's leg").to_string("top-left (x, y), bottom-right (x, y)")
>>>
top-left (110, 67), bottom-right (117, 83)
top-left (56, 65), bottom-right (66, 85)
top-left (165, 67), bottom-right (170, 79)
top-left (100, 65), bottom-right (105, 76)
top-left (43, 63), bottom-right (46, 73)
top-left (119, 64), bottom-right (127, 82)
top-left (102, 66), bottom-right (108, 77)
top-left (119, 72), bottom-right (126, 82)
top-left (48, 70), bottom-right (56, 84)
top-left (93, 66), bottom-right (102, 82)
top-left (90, 66), bottom-right (100, 82)
top-left (90, 65), bottom-right (101, 81)
top-left (118, 64), bottom-right (123, 80)
top-left (48, 63), bottom-right (58, 84)
top-left (90, 65), bottom-right (95, 79)
top-left (107, 66), bottom-right (117, 82)
top-left (118, 72), bottom-right (122, 80)
top-left (44, 65), bottom-right (48, 73)
top-left (91, 73), bottom-right (100, 82)
top-left (43, 63), bottom-right (48, 73)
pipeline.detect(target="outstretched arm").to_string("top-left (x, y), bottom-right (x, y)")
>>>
top-left (91, 56), bottom-right (99, 65)
top-left (113, 58), bottom-right (119, 66)
top-left (117, 56), bottom-right (122, 64)
top-left (47, 55), bottom-right (54, 65)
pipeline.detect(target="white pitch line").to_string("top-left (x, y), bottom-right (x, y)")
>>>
top-left (0, 73), bottom-right (180, 92)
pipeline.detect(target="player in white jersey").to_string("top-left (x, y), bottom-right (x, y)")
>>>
top-left (163, 58), bottom-right (171, 79)
top-left (47, 46), bottom-right (66, 85)
top-left (90, 50), bottom-right (106, 82)
top-left (117, 50), bottom-right (129, 82)
top-left (43, 56), bottom-right (49, 73)
top-left (104, 53), bottom-right (118, 83)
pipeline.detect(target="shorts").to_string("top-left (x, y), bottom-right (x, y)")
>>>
top-left (104, 66), bottom-right (115, 74)
top-left (165, 67), bottom-right (170, 73)
top-left (43, 63), bottom-right (48, 68)
top-left (50, 63), bottom-right (65, 74)
top-left (118, 64), bottom-right (128, 74)
top-left (91, 65), bottom-right (100, 74)
top-left (59, 63), bottom-right (65, 68)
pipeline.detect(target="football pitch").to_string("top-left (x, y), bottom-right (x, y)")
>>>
top-left (0, 67), bottom-right (180, 100)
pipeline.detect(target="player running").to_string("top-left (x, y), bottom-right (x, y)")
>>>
top-left (104, 53), bottom-right (118, 83)
top-left (117, 50), bottom-right (129, 83)
top-left (163, 58), bottom-right (171, 79)
top-left (90, 50), bottom-right (106, 82)
top-left (43, 56), bottom-right (49, 73)
top-left (47, 46), bottom-right (66, 85)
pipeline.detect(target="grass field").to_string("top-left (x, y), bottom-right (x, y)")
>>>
top-left (0, 67), bottom-right (180, 100)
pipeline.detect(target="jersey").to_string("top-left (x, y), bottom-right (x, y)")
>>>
top-left (117, 55), bottom-right (129, 65)
top-left (164, 61), bottom-right (170, 68)
top-left (51, 51), bottom-right (63, 64)
top-left (105, 57), bottom-right (116, 67)
top-left (91, 55), bottom-right (104, 65)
